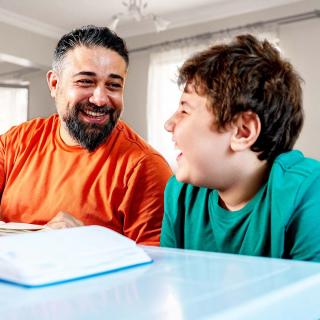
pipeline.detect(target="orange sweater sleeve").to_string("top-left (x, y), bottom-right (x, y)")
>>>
top-left (0, 134), bottom-right (5, 198)
top-left (119, 153), bottom-right (172, 246)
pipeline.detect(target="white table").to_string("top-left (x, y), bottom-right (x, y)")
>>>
top-left (1, 246), bottom-right (320, 319)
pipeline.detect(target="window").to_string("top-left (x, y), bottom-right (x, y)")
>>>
top-left (147, 44), bottom-right (206, 170)
top-left (0, 85), bottom-right (28, 134)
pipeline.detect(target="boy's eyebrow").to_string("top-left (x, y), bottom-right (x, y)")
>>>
top-left (184, 82), bottom-right (193, 93)
top-left (73, 71), bottom-right (124, 82)
top-left (184, 81), bottom-right (199, 93)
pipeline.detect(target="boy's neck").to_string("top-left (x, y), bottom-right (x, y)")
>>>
top-left (218, 157), bottom-right (269, 212)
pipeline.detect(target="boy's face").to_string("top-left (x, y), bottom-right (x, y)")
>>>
top-left (165, 82), bottom-right (233, 188)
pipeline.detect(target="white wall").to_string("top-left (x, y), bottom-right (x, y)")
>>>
top-left (123, 51), bottom-right (150, 137)
top-left (0, 21), bottom-right (57, 120)
top-left (279, 19), bottom-right (320, 159)
top-left (123, 0), bottom-right (320, 160)
top-left (1, 0), bottom-right (319, 159)
top-left (0, 22), bottom-right (55, 68)
top-left (24, 70), bottom-right (56, 119)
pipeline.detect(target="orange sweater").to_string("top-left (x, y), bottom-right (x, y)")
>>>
top-left (0, 114), bottom-right (172, 245)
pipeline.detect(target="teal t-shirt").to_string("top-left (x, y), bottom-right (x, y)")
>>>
top-left (160, 150), bottom-right (320, 261)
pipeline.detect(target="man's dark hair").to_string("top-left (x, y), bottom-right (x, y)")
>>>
top-left (178, 34), bottom-right (304, 163)
top-left (53, 25), bottom-right (129, 71)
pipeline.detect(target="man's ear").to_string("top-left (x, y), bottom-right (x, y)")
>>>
top-left (230, 111), bottom-right (261, 152)
top-left (46, 70), bottom-right (59, 98)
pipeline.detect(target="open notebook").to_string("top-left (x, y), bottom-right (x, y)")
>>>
top-left (0, 221), bottom-right (50, 236)
top-left (0, 225), bottom-right (152, 287)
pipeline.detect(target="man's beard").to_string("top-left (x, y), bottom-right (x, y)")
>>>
top-left (63, 102), bottom-right (121, 152)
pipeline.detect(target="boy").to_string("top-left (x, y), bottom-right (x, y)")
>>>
top-left (160, 34), bottom-right (320, 261)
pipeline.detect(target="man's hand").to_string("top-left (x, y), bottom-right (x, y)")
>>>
top-left (45, 211), bottom-right (84, 229)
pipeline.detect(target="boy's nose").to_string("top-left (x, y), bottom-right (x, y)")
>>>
top-left (164, 115), bottom-right (175, 132)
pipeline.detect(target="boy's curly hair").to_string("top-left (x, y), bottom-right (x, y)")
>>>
top-left (178, 34), bottom-right (304, 162)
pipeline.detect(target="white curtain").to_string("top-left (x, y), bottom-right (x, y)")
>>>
top-left (0, 86), bottom-right (28, 134)
top-left (146, 25), bottom-right (279, 170)
top-left (147, 43), bottom-right (207, 170)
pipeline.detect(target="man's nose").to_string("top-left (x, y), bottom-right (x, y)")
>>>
top-left (89, 86), bottom-right (110, 106)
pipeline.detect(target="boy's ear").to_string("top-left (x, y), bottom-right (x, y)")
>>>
top-left (230, 111), bottom-right (261, 152)
top-left (46, 70), bottom-right (59, 98)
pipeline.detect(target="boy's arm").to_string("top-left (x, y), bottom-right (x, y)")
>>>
top-left (160, 176), bottom-right (182, 248)
top-left (286, 173), bottom-right (320, 261)
top-left (160, 208), bottom-right (178, 248)
top-left (120, 154), bottom-right (172, 246)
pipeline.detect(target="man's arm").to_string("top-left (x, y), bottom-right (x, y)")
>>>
top-left (119, 154), bottom-right (172, 245)
top-left (45, 211), bottom-right (84, 229)
top-left (0, 135), bottom-right (6, 201)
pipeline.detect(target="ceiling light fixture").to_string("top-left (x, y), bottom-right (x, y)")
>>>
top-left (108, 0), bottom-right (170, 33)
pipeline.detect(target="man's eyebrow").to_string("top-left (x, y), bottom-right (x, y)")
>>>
top-left (73, 71), bottom-right (124, 82)
top-left (109, 73), bottom-right (124, 82)
top-left (73, 71), bottom-right (96, 77)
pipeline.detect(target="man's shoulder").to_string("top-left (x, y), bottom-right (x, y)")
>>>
top-left (106, 120), bottom-right (172, 175)
top-left (2, 114), bottom-right (58, 140)
top-left (113, 120), bottom-right (165, 158)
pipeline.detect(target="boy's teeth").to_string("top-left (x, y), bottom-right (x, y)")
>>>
top-left (174, 147), bottom-right (182, 156)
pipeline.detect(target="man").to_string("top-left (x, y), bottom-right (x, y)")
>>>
top-left (0, 25), bottom-right (172, 245)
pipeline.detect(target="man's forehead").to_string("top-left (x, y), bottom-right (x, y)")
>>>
top-left (57, 46), bottom-right (127, 78)
top-left (63, 45), bottom-right (127, 68)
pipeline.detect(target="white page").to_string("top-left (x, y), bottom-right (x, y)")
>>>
top-left (0, 221), bottom-right (46, 230)
top-left (0, 225), bottom-right (152, 287)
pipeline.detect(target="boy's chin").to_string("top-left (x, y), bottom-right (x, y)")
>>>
top-left (175, 168), bottom-right (196, 186)
top-left (175, 168), bottom-right (208, 188)
top-left (175, 168), bottom-right (189, 184)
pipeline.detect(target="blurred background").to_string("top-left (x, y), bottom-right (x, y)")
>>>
top-left (0, 0), bottom-right (319, 168)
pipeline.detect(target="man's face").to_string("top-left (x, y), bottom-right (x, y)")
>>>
top-left (47, 45), bottom-right (127, 151)
top-left (164, 83), bottom-right (234, 189)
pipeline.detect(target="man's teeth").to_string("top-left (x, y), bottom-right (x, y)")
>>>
top-left (84, 110), bottom-right (105, 117)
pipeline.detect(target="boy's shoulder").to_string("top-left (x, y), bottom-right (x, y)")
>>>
top-left (268, 150), bottom-right (320, 215)
top-left (271, 150), bottom-right (320, 181)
